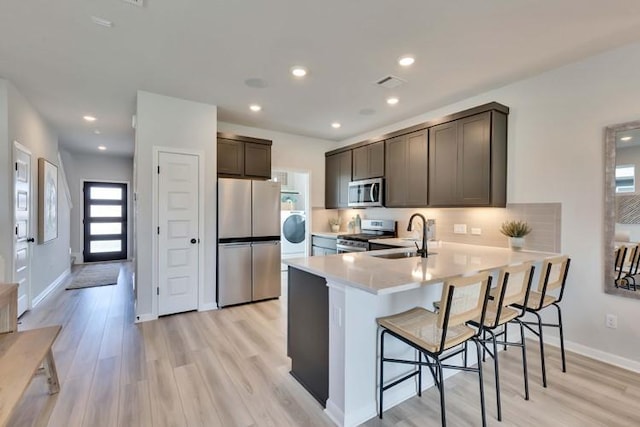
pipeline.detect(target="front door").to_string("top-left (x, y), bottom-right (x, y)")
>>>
top-left (157, 151), bottom-right (200, 316)
top-left (83, 181), bottom-right (128, 262)
top-left (14, 142), bottom-right (32, 316)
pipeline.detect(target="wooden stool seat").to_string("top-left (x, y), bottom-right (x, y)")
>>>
top-left (378, 307), bottom-right (475, 353)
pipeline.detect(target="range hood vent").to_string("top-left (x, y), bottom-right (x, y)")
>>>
top-left (376, 75), bottom-right (406, 89)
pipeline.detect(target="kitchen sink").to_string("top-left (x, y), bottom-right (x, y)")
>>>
top-left (370, 251), bottom-right (437, 259)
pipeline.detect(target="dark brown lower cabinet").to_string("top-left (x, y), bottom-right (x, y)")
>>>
top-left (287, 267), bottom-right (329, 406)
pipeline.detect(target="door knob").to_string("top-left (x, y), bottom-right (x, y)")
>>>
top-left (27, 237), bottom-right (35, 243)
top-left (190, 238), bottom-right (197, 244)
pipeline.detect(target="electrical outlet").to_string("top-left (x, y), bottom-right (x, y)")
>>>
top-left (471, 228), bottom-right (482, 235)
top-left (454, 224), bottom-right (467, 234)
top-left (605, 314), bottom-right (618, 329)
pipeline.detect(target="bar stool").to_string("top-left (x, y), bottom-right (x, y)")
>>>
top-left (513, 256), bottom-right (571, 387)
top-left (474, 262), bottom-right (535, 421)
top-left (377, 272), bottom-right (492, 427)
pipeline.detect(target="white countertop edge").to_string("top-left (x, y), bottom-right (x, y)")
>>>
top-left (285, 242), bottom-right (561, 296)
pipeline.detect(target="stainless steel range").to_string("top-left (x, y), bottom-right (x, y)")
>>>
top-left (336, 219), bottom-right (397, 253)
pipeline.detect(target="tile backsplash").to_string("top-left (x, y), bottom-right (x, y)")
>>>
top-left (312, 203), bottom-right (561, 253)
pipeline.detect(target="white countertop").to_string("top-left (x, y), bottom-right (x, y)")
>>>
top-left (284, 242), bottom-right (559, 295)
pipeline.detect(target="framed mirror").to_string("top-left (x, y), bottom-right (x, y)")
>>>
top-left (605, 120), bottom-right (640, 299)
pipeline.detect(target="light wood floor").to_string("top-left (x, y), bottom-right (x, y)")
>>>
top-left (8, 264), bottom-right (640, 426)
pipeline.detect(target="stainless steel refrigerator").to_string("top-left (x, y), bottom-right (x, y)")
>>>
top-left (217, 178), bottom-right (281, 307)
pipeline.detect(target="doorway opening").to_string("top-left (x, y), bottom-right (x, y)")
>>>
top-left (83, 181), bottom-right (128, 262)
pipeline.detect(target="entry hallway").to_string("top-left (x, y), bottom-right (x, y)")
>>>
top-left (8, 265), bottom-right (640, 426)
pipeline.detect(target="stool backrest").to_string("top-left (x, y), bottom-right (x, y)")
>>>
top-left (489, 263), bottom-right (535, 327)
top-left (438, 272), bottom-right (491, 331)
top-left (627, 245), bottom-right (640, 275)
top-left (615, 246), bottom-right (627, 272)
top-left (537, 256), bottom-right (571, 303)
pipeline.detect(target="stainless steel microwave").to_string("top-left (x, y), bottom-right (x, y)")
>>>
top-left (348, 178), bottom-right (384, 207)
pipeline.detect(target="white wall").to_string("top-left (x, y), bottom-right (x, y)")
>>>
top-left (217, 122), bottom-right (337, 208)
top-left (3, 79), bottom-right (71, 302)
top-left (335, 41), bottom-right (640, 365)
top-left (60, 150), bottom-right (133, 262)
top-left (134, 91), bottom-right (217, 320)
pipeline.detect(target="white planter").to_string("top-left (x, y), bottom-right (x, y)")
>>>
top-left (331, 224), bottom-right (340, 232)
top-left (509, 237), bottom-right (525, 250)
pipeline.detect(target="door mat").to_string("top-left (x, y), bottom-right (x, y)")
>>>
top-left (66, 262), bottom-right (122, 290)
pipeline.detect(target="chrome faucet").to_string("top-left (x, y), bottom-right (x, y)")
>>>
top-left (407, 213), bottom-right (429, 258)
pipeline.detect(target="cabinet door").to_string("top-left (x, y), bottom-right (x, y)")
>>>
top-left (353, 141), bottom-right (384, 181)
top-left (244, 142), bottom-right (271, 178)
top-left (368, 141), bottom-right (385, 178)
top-left (217, 138), bottom-right (244, 176)
top-left (385, 135), bottom-right (408, 207)
top-left (428, 122), bottom-right (458, 206)
top-left (406, 130), bottom-right (428, 206)
top-left (352, 146), bottom-right (369, 181)
top-left (325, 155), bottom-right (340, 208)
top-left (458, 112), bottom-right (491, 205)
top-left (325, 150), bottom-right (352, 209)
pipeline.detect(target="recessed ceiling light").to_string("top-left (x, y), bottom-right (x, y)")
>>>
top-left (91, 16), bottom-right (113, 28)
top-left (621, 136), bottom-right (632, 141)
top-left (386, 97), bottom-right (399, 106)
top-left (94, 130), bottom-right (101, 135)
top-left (291, 66), bottom-right (308, 78)
top-left (249, 104), bottom-right (262, 112)
top-left (398, 56), bottom-right (415, 66)
top-left (83, 115), bottom-right (97, 122)
top-left (98, 145), bottom-right (107, 151)
top-left (331, 122), bottom-right (341, 129)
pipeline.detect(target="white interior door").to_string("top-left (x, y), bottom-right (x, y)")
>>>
top-left (14, 143), bottom-right (32, 316)
top-left (157, 151), bottom-right (200, 316)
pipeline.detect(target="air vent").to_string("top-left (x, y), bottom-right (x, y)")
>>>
top-left (122, 0), bottom-right (144, 6)
top-left (376, 76), bottom-right (406, 89)
top-left (376, 75), bottom-right (406, 89)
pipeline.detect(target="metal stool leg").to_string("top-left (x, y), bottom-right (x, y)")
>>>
top-left (488, 329), bottom-right (501, 421)
top-left (518, 320), bottom-right (530, 400)
top-left (554, 303), bottom-right (567, 373)
top-left (532, 311), bottom-right (547, 387)
top-left (475, 338), bottom-right (487, 427)
top-left (379, 330), bottom-right (385, 418)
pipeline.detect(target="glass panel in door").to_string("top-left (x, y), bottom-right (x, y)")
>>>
top-left (83, 181), bottom-right (127, 262)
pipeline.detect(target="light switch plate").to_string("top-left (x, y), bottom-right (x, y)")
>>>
top-left (471, 228), bottom-right (482, 235)
top-left (454, 224), bottom-right (467, 234)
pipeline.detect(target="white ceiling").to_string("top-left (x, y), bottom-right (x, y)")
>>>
top-left (3, 1), bottom-right (640, 157)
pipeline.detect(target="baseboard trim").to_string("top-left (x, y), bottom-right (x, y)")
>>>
top-left (325, 399), bottom-right (345, 427)
top-left (32, 267), bottom-right (70, 308)
top-left (71, 252), bottom-right (83, 264)
top-left (543, 336), bottom-right (640, 374)
top-left (198, 302), bottom-right (218, 312)
top-left (135, 313), bottom-right (158, 323)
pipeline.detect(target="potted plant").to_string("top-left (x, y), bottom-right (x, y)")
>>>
top-left (500, 220), bottom-right (532, 250)
top-left (329, 217), bottom-right (341, 233)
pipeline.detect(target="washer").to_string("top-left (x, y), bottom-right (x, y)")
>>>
top-left (281, 211), bottom-right (306, 258)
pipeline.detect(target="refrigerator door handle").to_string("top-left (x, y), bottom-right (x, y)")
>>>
top-left (219, 242), bottom-right (252, 247)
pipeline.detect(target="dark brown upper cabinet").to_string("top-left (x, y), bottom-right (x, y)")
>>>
top-left (385, 130), bottom-right (428, 207)
top-left (217, 133), bottom-right (272, 179)
top-left (429, 110), bottom-right (507, 207)
top-left (325, 150), bottom-right (352, 209)
top-left (352, 141), bottom-right (384, 181)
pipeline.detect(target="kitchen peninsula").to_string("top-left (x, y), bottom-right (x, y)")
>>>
top-left (285, 242), bottom-right (560, 427)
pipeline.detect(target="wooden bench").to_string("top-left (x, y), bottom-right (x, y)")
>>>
top-left (0, 284), bottom-right (62, 427)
